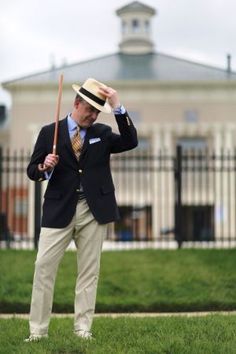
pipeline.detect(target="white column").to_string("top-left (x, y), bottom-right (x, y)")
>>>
top-left (151, 130), bottom-right (162, 240)
top-left (213, 128), bottom-right (225, 240)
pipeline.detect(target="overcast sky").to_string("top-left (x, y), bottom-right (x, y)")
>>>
top-left (1, 0), bottom-right (236, 102)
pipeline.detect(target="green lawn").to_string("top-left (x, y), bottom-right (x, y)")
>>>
top-left (0, 315), bottom-right (236, 354)
top-left (0, 249), bottom-right (236, 313)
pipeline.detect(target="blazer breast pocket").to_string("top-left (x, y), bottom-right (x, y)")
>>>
top-left (89, 138), bottom-right (101, 144)
top-left (88, 139), bottom-right (105, 155)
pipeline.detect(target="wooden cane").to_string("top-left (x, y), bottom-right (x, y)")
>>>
top-left (38, 74), bottom-right (64, 172)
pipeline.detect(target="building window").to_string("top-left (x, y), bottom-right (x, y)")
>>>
top-left (180, 205), bottom-right (214, 241)
top-left (122, 20), bottom-right (127, 34)
top-left (132, 19), bottom-right (140, 33)
top-left (128, 111), bottom-right (141, 124)
top-left (184, 110), bottom-right (199, 123)
top-left (14, 198), bottom-right (28, 217)
top-left (0, 105), bottom-right (6, 125)
top-left (137, 137), bottom-right (150, 152)
top-left (145, 20), bottom-right (150, 33)
top-left (115, 205), bottom-right (152, 241)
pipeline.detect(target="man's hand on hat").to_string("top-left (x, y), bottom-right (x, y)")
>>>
top-left (99, 86), bottom-right (120, 110)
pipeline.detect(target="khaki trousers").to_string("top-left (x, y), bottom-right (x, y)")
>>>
top-left (29, 199), bottom-right (107, 335)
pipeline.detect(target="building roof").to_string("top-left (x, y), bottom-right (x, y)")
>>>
top-left (116, 1), bottom-right (156, 16)
top-left (3, 51), bottom-right (236, 87)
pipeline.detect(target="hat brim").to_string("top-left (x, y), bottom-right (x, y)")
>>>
top-left (72, 84), bottom-right (112, 114)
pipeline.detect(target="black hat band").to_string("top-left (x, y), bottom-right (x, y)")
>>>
top-left (79, 87), bottom-right (105, 106)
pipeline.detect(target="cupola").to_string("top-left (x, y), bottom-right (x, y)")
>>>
top-left (116, 1), bottom-right (156, 54)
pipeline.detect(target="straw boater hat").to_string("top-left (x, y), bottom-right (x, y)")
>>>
top-left (72, 78), bottom-right (112, 114)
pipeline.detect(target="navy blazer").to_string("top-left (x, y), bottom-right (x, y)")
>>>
top-left (27, 112), bottom-right (138, 227)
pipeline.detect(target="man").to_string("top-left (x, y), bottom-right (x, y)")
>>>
top-left (25, 78), bottom-right (138, 341)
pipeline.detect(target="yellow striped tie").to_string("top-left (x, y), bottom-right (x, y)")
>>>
top-left (71, 127), bottom-right (83, 160)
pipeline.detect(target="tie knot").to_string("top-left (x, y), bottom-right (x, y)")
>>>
top-left (72, 126), bottom-right (80, 138)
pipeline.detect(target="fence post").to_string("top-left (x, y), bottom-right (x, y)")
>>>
top-left (34, 181), bottom-right (41, 249)
top-left (0, 147), bottom-right (2, 214)
top-left (0, 147), bottom-right (11, 247)
top-left (175, 145), bottom-right (183, 248)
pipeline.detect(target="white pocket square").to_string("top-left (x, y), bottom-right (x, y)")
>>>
top-left (89, 137), bottom-right (101, 144)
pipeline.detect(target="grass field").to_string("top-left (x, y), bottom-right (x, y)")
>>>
top-left (0, 248), bottom-right (236, 313)
top-left (0, 315), bottom-right (236, 354)
top-left (1, 249), bottom-right (236, 353)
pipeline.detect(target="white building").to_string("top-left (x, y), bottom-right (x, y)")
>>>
top-left (1, 1), bottom-right (236, 246)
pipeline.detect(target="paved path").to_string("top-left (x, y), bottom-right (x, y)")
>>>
top-left (1, 311), bottom-right (236, 319)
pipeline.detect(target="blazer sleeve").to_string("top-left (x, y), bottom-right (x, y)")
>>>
top-left (27, 127), bottom-right (49, 181)
top-left (109, 111), bottom-right (138, 153)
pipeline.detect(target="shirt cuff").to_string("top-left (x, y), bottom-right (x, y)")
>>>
top-left (44, 169), bottom-right (54, 180)
top-left (113, 105), bottom-right (126, 115)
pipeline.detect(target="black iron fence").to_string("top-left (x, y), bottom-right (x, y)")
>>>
top-left (1, 146), bottom-right (236, 249)
top-left (0, 148), bottom-right (31, 248)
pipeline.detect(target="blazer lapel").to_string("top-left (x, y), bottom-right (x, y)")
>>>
top-left (80, 126), bottom-right (94, 156)
top-left (58, 118), bottom-right (78, 165)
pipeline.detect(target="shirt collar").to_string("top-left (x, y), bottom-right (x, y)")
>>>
top-left (67, 114), bottom-right (78, 132)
